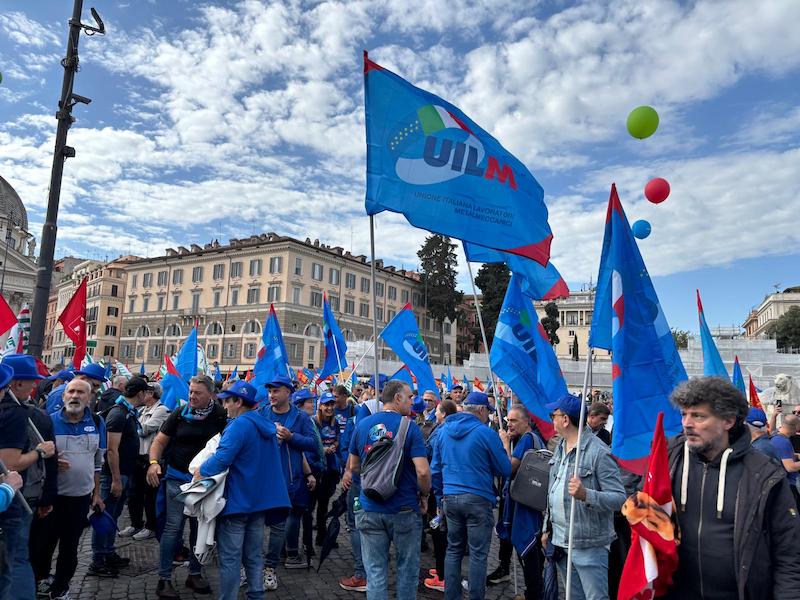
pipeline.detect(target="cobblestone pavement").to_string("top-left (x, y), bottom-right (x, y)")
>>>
top-left (63, 506), bottom-right (537, 599)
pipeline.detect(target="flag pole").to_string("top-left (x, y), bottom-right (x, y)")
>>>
top-left (565, 346), bottom-right (593, 600)
top-left (369, 215), bottom-right (380, 394)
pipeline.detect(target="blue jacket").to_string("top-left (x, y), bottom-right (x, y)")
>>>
top-left (431, 412), bottom-right (511, 505)
top-left (199, 411), bottom-right (291, 517)
top-left (46, 384), bottom-right (67, 414)
top-left (258, 403), bottom-right (318, 506)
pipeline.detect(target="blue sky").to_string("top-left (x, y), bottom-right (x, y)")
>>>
top-left (0, 0), bottom-right (798, 333)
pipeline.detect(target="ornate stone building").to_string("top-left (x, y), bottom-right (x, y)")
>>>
top-left (0, 175), bottom-right (37, 315)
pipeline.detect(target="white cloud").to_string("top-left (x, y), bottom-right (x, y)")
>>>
top-left (0, 12), bottom-right (60, 48)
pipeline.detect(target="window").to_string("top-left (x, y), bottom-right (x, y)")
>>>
top-left (136, 325), bottom-right (151, 337)
top-left (269, 257), bottom-right (282, 273)
top-left (120, 345), bottom-right (131, 358)
top-left (312, 263), bottom-right (323, 281)
top-left (213, 263), bottom-right (225, 280)
top-left (329, 295), bottom-right (339, 312)
top-left (173, 269), bottom-right (183, 285)
top-left (192, 267), bottom-right (203, 283)
top-left (268, 285), bottom-right (280, 303)
top-left (289, 343), bottom-right (298, 360)
top-left (247, 287), bottom-right (260, 304)
top-left (157, 295), bottom-right (165, 311)
top-left (308, 345), bottom-right (315, 360)
top-left (344, 299), bottom-right (354, 315)
top-left (292, 286), bottom-right (301, 304)
top-left (568, 330), bottom-right (575, 337)
top-left (249, 259), bottom-right (262, 277)
top-left (360, 277), bottom-right (370, 293)
top-left (206, 344), bottom-right (218, 359)
top-left (87, 324), bottom-right (96, 336)
top-left (157, 270), bottom-right (168, 286)
top-left (412, 292), bottom-right (422, 306)
top-left (401, 289), bottom-right (410, 303)
top-left (375, 282), bottom-right (384, 297)
top-left (359, 302), bottom-right (369, 318)
top-left (128, 297), bottom-right (135, 312)
top-left (172, 294), bottom-right (179, 310)
top-left (329, 268), bottom-right (340, 285)
top-left (231, 289), bottom-right (239, 306)
top-left (166, 323), bottom-right (181, 337)
top-left (345, 273), bottom-right (356, 289)
top-left (444, 322), bottom-right (451, 334)
top-left (387, 309), bottom-right (396, 321)
top-left (143, 273), bottom-right (153, 288)
top-left (231, 261), bottom-right (243, 278)
top-left (107, 306), bottom-right (119, 317)
top-left (110, 284), bottom-right (119, 297)
top-left (166, 343), bottom-right (177, 356)
top-left (213, 290), bottom-right (221, 307)
top-left (225, 343), bottom-right (236, 359)
top-left (376, 306), bottom-right (384, 322)
top-left (294, 258), bottom-right (302, 276)
top-left (131, 274), bottom-right (138, 289)
top-left (244, 343), bottom-right (257, 359)
top-left (424, 316), bottom-right (431, 331)
top-left (206, 322), bottom-right (223, 335)
top-left (143, 297), bottom-right (150, 312)
top-left (87, 306), bottom-right (98, 321)
top-left (243, 320), bottom-right (261, 335)
top-left (310, 291), bottom-right (323, 308)
top-left (191, 292), bottom-right (200, 313)
top-left (388, 285), bottom-right (397, 300)
top-left (103, 345), bottom-right (114, 357)
top-left (135, 345), bottom-right (144, 359)
top-left (151, 343), bottom-right (161, 359)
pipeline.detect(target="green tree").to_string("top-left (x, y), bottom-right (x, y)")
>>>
top-left (671, 328), bottom-right (690, 350)
top-left (473, 262), bottom-right (511, 348)
top-left (772, 306), bottom-right (800, 350)
top-left (418, 235), bottom-right (463, 362)
top-left (540, 302), bottom-right (560, 346)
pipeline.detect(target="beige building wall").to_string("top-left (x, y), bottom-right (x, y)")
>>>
top-left (743, 287), bottom-right (800, 338)
top-left (534, 289), bottom-right (610, 361)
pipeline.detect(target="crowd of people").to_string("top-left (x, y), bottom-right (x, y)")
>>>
top-left (2, 356), bottom-right (800, 600)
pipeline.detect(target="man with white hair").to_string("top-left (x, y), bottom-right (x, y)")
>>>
top-left (97, 375), bottom-right (129, 414)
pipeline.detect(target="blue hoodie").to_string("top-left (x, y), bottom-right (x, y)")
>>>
top-left (200, 411), bottom-right (291, 517)
top-left (431, 412), bottom-right (511, 505)
top-left (258, 403), bottom-right (318, 506)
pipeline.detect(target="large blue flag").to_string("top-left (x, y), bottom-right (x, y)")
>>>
top-left (174, 328), bottom-right (198, 382)
top-left (589, 185), bottom-right (686, 473)
top-left (161, 354), bottom-right (189, 411)
top-left (446, 367), bottom-right (454, 392)
top-left (319, 293), bottom-right (348, 380)
top-left (464, 242), bottom-right (569, 300)
top-left (252, 305), bottom-right (290, 402)
top-left (390, 365), bottom-right (416, 390)
top-left (697, 290), bottom-right (729, 378)
top-left (139, 361), bottom-right (146, 376)
top-left (228, 365), bottom-right (239, 381)
top-left (380, 304), bottom-right (440, 399)
top-left (490, 274), bottom-right (567, 422)
top-left (732, 356), bottom-right (746, 396)
top-left (364, 53), bottom-right (552, 266)
top-left (213, 362), bottom-right (222, 383)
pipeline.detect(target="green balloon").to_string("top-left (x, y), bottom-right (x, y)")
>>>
top-left (626, 106), bottom-right (659, 139)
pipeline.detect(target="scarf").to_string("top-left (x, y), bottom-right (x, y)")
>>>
top-left (181, 399), bottom-right (214, 421)
top-left (116, 396), bottom-right (142, 435)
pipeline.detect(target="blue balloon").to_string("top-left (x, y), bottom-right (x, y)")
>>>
top-left (632, 219), bottom-right (651, 239)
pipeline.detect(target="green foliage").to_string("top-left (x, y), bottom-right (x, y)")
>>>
top-left (473, 262), bottom-right (510, 348)
top-left (540, 301), bottom-right (560, 346)
top-left (417, 235), bottom-right (463, 361)
top-left (773, 306), bottom-right (800, 349)
top-left (671, 328), bottom-right (690, 349)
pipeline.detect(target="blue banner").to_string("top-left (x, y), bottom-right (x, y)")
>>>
top-left (380, 305), bottom-right (440, 399)
top-left (697, 290), bottom-right (729, 378)
top-left (174, 328), bottom-right (198, 382)
top-left (252, 305), bottom-right (290, 401)
top-left (319, 294), bottom-right (348, 380)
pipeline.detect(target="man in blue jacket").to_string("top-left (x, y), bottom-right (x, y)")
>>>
top-left (258, 375), bottom-right (318, 591)
top-left (197, 381), bottom-right (290, 600)
top-left (431, 391), bottom-right (511, 600)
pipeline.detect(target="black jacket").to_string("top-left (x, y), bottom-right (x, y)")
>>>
top-left (666, 426), bottom-right (800, 599)
top-left (97, 388), bottom-right (121, 414)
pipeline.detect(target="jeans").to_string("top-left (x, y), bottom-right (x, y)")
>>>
top-left (443, 493), bottom-right (494, 600)
top-left (216, 512), bottom-right (265, 600)
top-left (356, 510), bottom-right (422, 600)
top-left (265, 506), bottom-right (304, 568)
top-left (0, 506), bottom-right (34, 600)
top-left (128, 456), bottom-right (157, 531)
top-left (555, 545), bottom-right (609, 600)
top-left (158, 479), bottom-right (202, 579)
top-left (346, 482), bottom-right (365, 579)
top-left (92, 474), bottom-right (130, 563)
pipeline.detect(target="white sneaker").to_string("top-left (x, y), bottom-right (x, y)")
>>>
top-left (263, 567), bottom-right (278, 591)
top-left (118, 526), bottom-right (138, 538)
top-left (132, 528), bottom-right (155, 541)
top-left (51, 590), bottom-right (71, 600)
top-left (462, 579), bottom-right (469, 591)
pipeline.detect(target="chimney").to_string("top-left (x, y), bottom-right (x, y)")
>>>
top-left (165, 248), bottom-right (178, 257)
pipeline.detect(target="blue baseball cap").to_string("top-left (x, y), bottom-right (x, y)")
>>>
top-left (464, 391), bottom-right (495, 412)
top-left (0, 363), bottom-right (13, 389)
top-left (746, 407), bottom-right (768, 429)
top-left (292, 389), bottom-right (316, 406)
top-left (74, 363), bottom-right (108, 383)
top-left (266, 375), bottom-right (295, 392)
top-left (3, 354), bottom-right (47, 381)
top-left (367, 374), bottom-right (389, 391)
top-left (411, 395), bottom-right (426, 414)
top-left (218, 381), bottom-right (258, 405)
top-left (546, 394), bottom-right (583, 420)
top-left (48, 369), bottom-right (75, 383)
top-left (318, 391), bottom-right (336, 405)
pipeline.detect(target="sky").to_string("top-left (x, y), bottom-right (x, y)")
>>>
top-left (0, 0), bottom-right (798, 333)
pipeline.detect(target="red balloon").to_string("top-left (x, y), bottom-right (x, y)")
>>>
top-left (645, 178), bottom-right (670, 204)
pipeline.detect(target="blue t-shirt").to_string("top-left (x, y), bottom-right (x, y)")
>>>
top-left (334, 405), bottom-right (355, 435)
top-left (771, 433), bottom-right (798, 484)
top-left (349, 411), bottom-right (427, 514)
top-left (751, 435), bottom-right (781, 463)
top-left (512, 430), bottom-right (543, 461)
top-left (271, 411), bottom-right (290, 428)
top-left (316, 418), bottom-right (340, 472)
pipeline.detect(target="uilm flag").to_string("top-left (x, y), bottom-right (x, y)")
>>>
top-left (58, 279), bottom-right (88, 368)
top-left (618, 412), bottom-right (679, 600)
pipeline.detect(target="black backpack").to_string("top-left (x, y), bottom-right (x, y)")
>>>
top-left (0, 402), bottom-right (46, 506)
top-left (510, 432), bottom-right (551, 512)
top-left (361, 417), bottom-right (410, 502)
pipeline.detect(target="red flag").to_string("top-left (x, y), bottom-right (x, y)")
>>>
top-left (58, 278), bottom-right (87, 369)
top-left (749, 375), bottom-right (763, 410)
top-left (0, 294), bottom-right (16, 336)
top-left (164, 354), bottom-right (181, 377)
top-left (618, 412), bottom-right (679, 600)
top-left (245, 370), bottom-right (254, 382)
top-left (473, 376), bottom-right (484, 392)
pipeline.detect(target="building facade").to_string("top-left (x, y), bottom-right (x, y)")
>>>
top-left (456, 294), bottom-right (484, 363)
top-left (742, 286), bottom-right (800, 338)
top-left (534, 289), bottom-right (606, 360)
top-left (119, 234), bottom-right (456, 373)
top-left (0, 175), bottom-right (38, 319)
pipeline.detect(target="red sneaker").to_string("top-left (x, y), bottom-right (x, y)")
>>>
top-left (339, 576), bottom-right (368, 592)
top-left (424, 576), bottom-right (445, 592)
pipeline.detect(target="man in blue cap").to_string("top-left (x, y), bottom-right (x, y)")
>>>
top-left (258, 375), bottom-right (318, 591)
top-left (37, 369), bottom-right (73, 408)
top-left (431, 391), bottom-right (511, 600)
top-left (542, 394), bottom-right (625, 600)
top-left (196, 381), bottom-right (291, 600)
top-left (746, 407), bottom-right (781, 462)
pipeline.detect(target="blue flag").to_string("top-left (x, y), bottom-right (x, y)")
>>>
top-left (364, 53), bottom-right (552, 266)
top-left (161, 354), bottom-right (189, 411)
top-left (228, 365), bottom-right (239, 381)
top-left (446, 367), bottom-right (453, 392)
top-left (589, 185), bottom-right (686, 473)
top-left (697, 290), bottom-right (729, 378)
top-left (462, 375), bottom-right (471, 392)
top-left (175, 328), bottom-right (198, 382)
top-left (464, 242), bottom-right (569, 300)
top-left (490, 274), bottom-right (567, 422)
top-left (139, 361), bottom-right (146, 376)
top-left (380, 305), bottom-right (440, 399)
top-left (252, 305), bottom-right (290, 401)
top-left (319, 294), bottom-right (348, 380)
top-left (732, 356), bottom-right (746, 396)
top-left (213, 363), bottom-right (222, 383)
top-left (390, 365), bottom-right (416, 390)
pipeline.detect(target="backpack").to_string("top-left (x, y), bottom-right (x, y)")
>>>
top-left (510, 432), bottom-right (551, 512)
top-left (361, 417), bottom-right (410, 502)
top-left (0, 402), bottom-right (46, 506)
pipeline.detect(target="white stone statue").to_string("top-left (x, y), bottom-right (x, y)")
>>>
top-left (761, 374), bottom-right (800, 426)
top-left (27, 237), bottom-right (36, 257)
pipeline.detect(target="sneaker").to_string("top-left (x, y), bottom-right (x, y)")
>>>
top-left (461, 579), bottom-right (469, 591)
top-left (338, 576), bottom-right (367, 592)
top-left (87, 562), bottom-right (119, 578)
top-left (49, 590), bottom-right (70, 600)
top-left (155, 579), bottom-right (179, 599)
top-left (132, 528), bottom-right (155, 541)
top-left (118, 526), bottom-right (139, 538)
top-left (486, 565), bottom-right (510, 585)
top-left (37, 577), bottom-right (53, 597)
top-left (240, 566), bottom-right (247, 588)
top-left (105, 553), bottom-right (131, 569)
top-left (284, 555), bottom-right (306, 569)
top-left (172, 551), bottom-right (190, 567)
top-left (263, 567), bottom-right (278, 591)
top-left (424, 576), bottom-right (445, 592)
top-left (427, 568), bottom-right (437, 576)
top-left (185, 573), bottom-right (211, 595)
